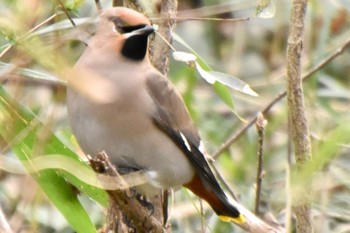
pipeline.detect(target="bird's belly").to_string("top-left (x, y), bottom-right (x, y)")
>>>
top-left (71, 105), bottom-right (195, 190)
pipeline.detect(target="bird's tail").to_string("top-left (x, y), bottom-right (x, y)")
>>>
top-left (184, 173), bottom-right (246, 225)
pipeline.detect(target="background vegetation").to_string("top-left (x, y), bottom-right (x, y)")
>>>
top-left (0, 0), bottom-right (349, 232)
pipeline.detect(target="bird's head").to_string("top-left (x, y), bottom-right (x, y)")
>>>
top-left (97, 7), bottom-right (155, 61)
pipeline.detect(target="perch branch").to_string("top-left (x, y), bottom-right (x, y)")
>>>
top-left (89, 152), bottom-right (164, 233)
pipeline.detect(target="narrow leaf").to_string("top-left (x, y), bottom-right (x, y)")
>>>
top-left (256, 0), bottom-right (276, 19)
top-left (173, 33), bottom-right (258, 109)
top-left (172, 51), bottom-right (197, 63)
top-left (209, 71), bottom-right (259, 97)
top-left (0, 86), bottom-right (108, 233)
top-left (32, 17), bottom-right (95, 36)
top-left (194, 61), bottom-right (216, 84)
top-left (213, 82), bottom-right (234, 109)
top-left (0, 62), bottom-right (65, 84)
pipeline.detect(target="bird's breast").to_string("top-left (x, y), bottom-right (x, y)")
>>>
top-left (67, 80), bottom-right (194, 191)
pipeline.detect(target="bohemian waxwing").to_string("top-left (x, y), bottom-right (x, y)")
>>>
top-left (67, 7), bottom-right (246, 225)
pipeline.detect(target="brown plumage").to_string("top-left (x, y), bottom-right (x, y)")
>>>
top-left (67, 7), bottom-right (246, 225)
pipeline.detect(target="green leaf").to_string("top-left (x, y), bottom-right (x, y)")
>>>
top-left (172, 33), bottom-right (211, 70)
top-left (207, 71), bottom-right (258, 97)
top-left (64, 0), bottom-right (85, 11)
top-left (0, 86), bottom-right (108, 233)
top-left (172, 34), bottom-right (261, 110)
top-left (213, 82), bottom-right (234, 109)
top-left (256, 0), bottom-right (276, 19)
top-left (0, 62), bottom-right (65, 84)
top-left (172, 51), bottom-right (258, 97)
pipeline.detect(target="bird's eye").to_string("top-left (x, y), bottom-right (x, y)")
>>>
top-left (108, 16), bottom-right (124, 33)
top-left (108, 17), bottom-right (147, 34)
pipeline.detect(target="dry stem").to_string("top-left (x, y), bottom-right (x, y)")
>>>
top-left (286, 1), bottom-right (312, 232)
top-left (255, 113), bottom-right (266, 215)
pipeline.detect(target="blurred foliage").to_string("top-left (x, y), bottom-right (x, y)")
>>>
top-left (0, 0), bottom-right (350, 232)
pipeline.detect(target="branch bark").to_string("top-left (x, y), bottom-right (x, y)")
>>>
top-left (150, 0), bottom-right (178, 75)
top-left (89, 152), bottom-right (164, 233)
top-left (255, 113), bottom-right (266, 215)
top-left (286, 1), bottom-right (313, 233)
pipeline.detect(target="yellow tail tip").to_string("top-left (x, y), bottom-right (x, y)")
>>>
top-left (219, 214), bottom-right (246, 224)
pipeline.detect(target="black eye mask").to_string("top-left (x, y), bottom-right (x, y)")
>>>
top-left (108, 16), bottom-right (147, 34)
top-left (121, 24), bottom-right (147, 33)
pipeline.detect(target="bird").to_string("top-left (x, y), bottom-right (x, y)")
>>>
top-left (66, 7), bottom-right (246, 225)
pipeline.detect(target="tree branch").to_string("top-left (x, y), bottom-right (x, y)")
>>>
top-left (89, 152), bottom-right (164, 233)
top-left (286, 1), bottom-right (312, 232)
top-left (150, 0), bottom-right (178, 75)
top-left (255, 113), bottom-right (266, 215)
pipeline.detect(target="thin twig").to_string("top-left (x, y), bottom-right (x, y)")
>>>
top-left (177, 16), bottom-right (250, 22)
top-left (95, 0), bottom-right (102, 12)
top-left (209, 158), bottom-right (285, 232)
top-left (154, 31), bottom-right (176, 52)
top-left (24, 13), bottom-right (59, 37)
top-left (56, 0), bottom-right (76, 27)
top-left (210, 162), bottom-right (238, 200)
top-left (255, 113), bottom-right (266, 215)
top-left (0, 13), bottom-right (58, 60)
top-left (213, 35), bottom-right (350, 159)
top-left (149, 16), bottom-right (250, 23)
top-left (213, 115), bottom-right (256, 159)
top-left (0, 45), bottom-right (12, 60)
top-left (178, 1), bottom-right (256, 18)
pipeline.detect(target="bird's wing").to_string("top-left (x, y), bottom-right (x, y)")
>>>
top-left (145, 70), bottom-right (226, 191)
top-left (145, 70), bottom-right (200, 146)
top-left (145, 68), bottom-right (245, 225)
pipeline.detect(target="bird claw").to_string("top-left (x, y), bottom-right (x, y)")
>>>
top-left (136, 194), bottom-right (155, 215)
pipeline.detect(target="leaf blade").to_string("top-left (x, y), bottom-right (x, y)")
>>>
top-left (0, 86), bottom-right (107, 233)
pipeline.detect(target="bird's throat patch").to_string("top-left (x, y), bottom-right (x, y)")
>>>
top-left (121, 35), bottom-right (148, 61)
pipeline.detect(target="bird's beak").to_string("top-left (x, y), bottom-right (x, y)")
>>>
top-left (136, 25), bottom-right (155, 36)
top-left (125, 25), bottom-right (155, 38)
